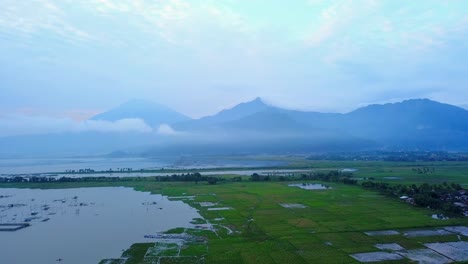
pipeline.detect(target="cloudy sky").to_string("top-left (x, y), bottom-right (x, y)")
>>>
top-left (1, 0), bottom-right (468, 122)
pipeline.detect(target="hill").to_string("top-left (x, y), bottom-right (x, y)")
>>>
top-left (91, 99), bottom-right (191, 127)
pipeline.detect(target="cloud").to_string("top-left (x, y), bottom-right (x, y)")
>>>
top-left (0, 115), bottom-right (152, 137)
top-left (303, 0), bottom-right (377, 47)
top-left (76, 119), bottom-right (153, 133)
top-left (1, 0), bottom-right (468, 118)
top-left (156, 124), bottom-right (181, 136)
top-left (0, 0), bottom-right (94, 43)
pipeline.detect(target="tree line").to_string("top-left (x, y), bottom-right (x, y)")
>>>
top-left (361, 181), bottom-right (464, 215)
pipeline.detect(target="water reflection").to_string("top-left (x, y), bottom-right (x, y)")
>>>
top-left (0, 187), bottom-right (201, 264)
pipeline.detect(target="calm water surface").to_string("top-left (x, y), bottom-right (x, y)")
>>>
top-left (0, 187), bottom-right (201, 264)
top-left (0, 157), bottom-right (283, 175)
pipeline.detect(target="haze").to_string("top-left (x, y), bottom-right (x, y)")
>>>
top-left (1, 0), bottom-right (468, 122)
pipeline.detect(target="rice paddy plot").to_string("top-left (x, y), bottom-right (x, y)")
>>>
top-left (404, 229), bottom-right (453, 237)
top-left (374, 243), bottom-right (404, 251)
top-left (425, 241), bottom-right (468, 262)
top-left (398, 249), bottom-right (452, 264)
top-left (279, 203), bottom-right (307, 209)
top-left (207, 207), bottom-right (232, 211)
top-left (364, 230), bottom-right (400, 236)
top-left (444, 226), bottom-right (468, 237)
top-left (198, 202), bottom-right (217, 207)
top-left (350, 251), bottom-right (403, 262)
top-left (288, 183), bottom-right (330, 190)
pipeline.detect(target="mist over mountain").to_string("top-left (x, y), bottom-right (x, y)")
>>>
top-left (1, 97), bottom-right (468, 157)
top-left (91, 99), bottom-right (191, 127)
top-left (173, 97), bottom-right (276, 131)
top-left (200, 97), bottom-right (275, 123)
top-left (149, 97), bottom-right (468, 153)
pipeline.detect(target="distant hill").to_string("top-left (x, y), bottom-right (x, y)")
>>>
top-left (173, 97), bottom-right (277, 131)
top-left (222, 110), bottom-right (307, 133)
top-left (201, 97), bottom-right (275, 123)
top-left (91, 99), bottom-right (191, 127)
top-left (346, 99), bottom-right (468, 134)
top-left (2, 97), bottom-right (468, 157)
top-left (172, 98), bottom-right (468, 152)
top-left (349, 99), bottom-right (468, 150)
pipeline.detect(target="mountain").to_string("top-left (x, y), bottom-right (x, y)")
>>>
top-left (2, 97), bottom-right (468, 157)
top-left (346, 99), bottom-right (468, 133)
top-left (173, 97), bottom-right (276, 131)
top-left (342, 99), bottom-right (468, 149)
top-left (170, 97), bottom-right (468, 152)
top-left (222, 110), bottom-right (308, 133)
top-left (91, 99), bottom-right (191, 127)
top-left (201, 97), bottom-right (275, 123)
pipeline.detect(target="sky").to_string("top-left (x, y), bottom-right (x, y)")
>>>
top-left (1, 0), bottom-right (468, 127)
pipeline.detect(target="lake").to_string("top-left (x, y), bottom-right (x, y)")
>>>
top-left (0, 187), bottom-right (202, 264)
top-left (0, 156), bottom-right (284, 175)
top-left (19, 169), bottom-right (310, 178)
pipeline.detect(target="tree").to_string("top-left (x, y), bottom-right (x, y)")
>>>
top-left (207, 177), bottom-right (218, 185)
top-left (193, 172), bottom-right (202, 184)
top-left (251, 173), bottom-right (261, 182)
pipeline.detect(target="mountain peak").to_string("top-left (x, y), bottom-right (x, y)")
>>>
top-left (400, 98), bottom-right (437, 105)
top-left (354, 98), bottom-right (452, 112)
top-left (90, 99), bottom-right (190, 126)
top-left (224, 97), bottom-right (272, 113)
top-left (242, 97), bottom-right (267, 107)
top-left (252, 97), bottom-right (265, 103)
top-left (190, 97), bottom-right (273, 124)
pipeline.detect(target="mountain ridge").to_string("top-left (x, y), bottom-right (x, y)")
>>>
top-left (90, 99), bottom-right (191, 127)
top-left (3, 97), bottom-right (468, 156)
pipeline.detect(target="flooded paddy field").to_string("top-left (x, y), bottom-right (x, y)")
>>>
top-left (353, 227), bottom-right (468, 263)
top-left (1, 158), bottom-right (468, 263)
top-left (106, 180), bottom-right (467, 263)
top-left (350, 226), bottom-right (468, 264)
top-left (288, 183), bottom-right (330, 190)
top-left (0, 187), bottom-right (202, 264)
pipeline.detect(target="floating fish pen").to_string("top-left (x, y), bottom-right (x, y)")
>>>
top-left (0, 223), bottom-right (30, 232)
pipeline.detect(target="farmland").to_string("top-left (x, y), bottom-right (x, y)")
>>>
top-left (2, 159), bottom-right (468, 263)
